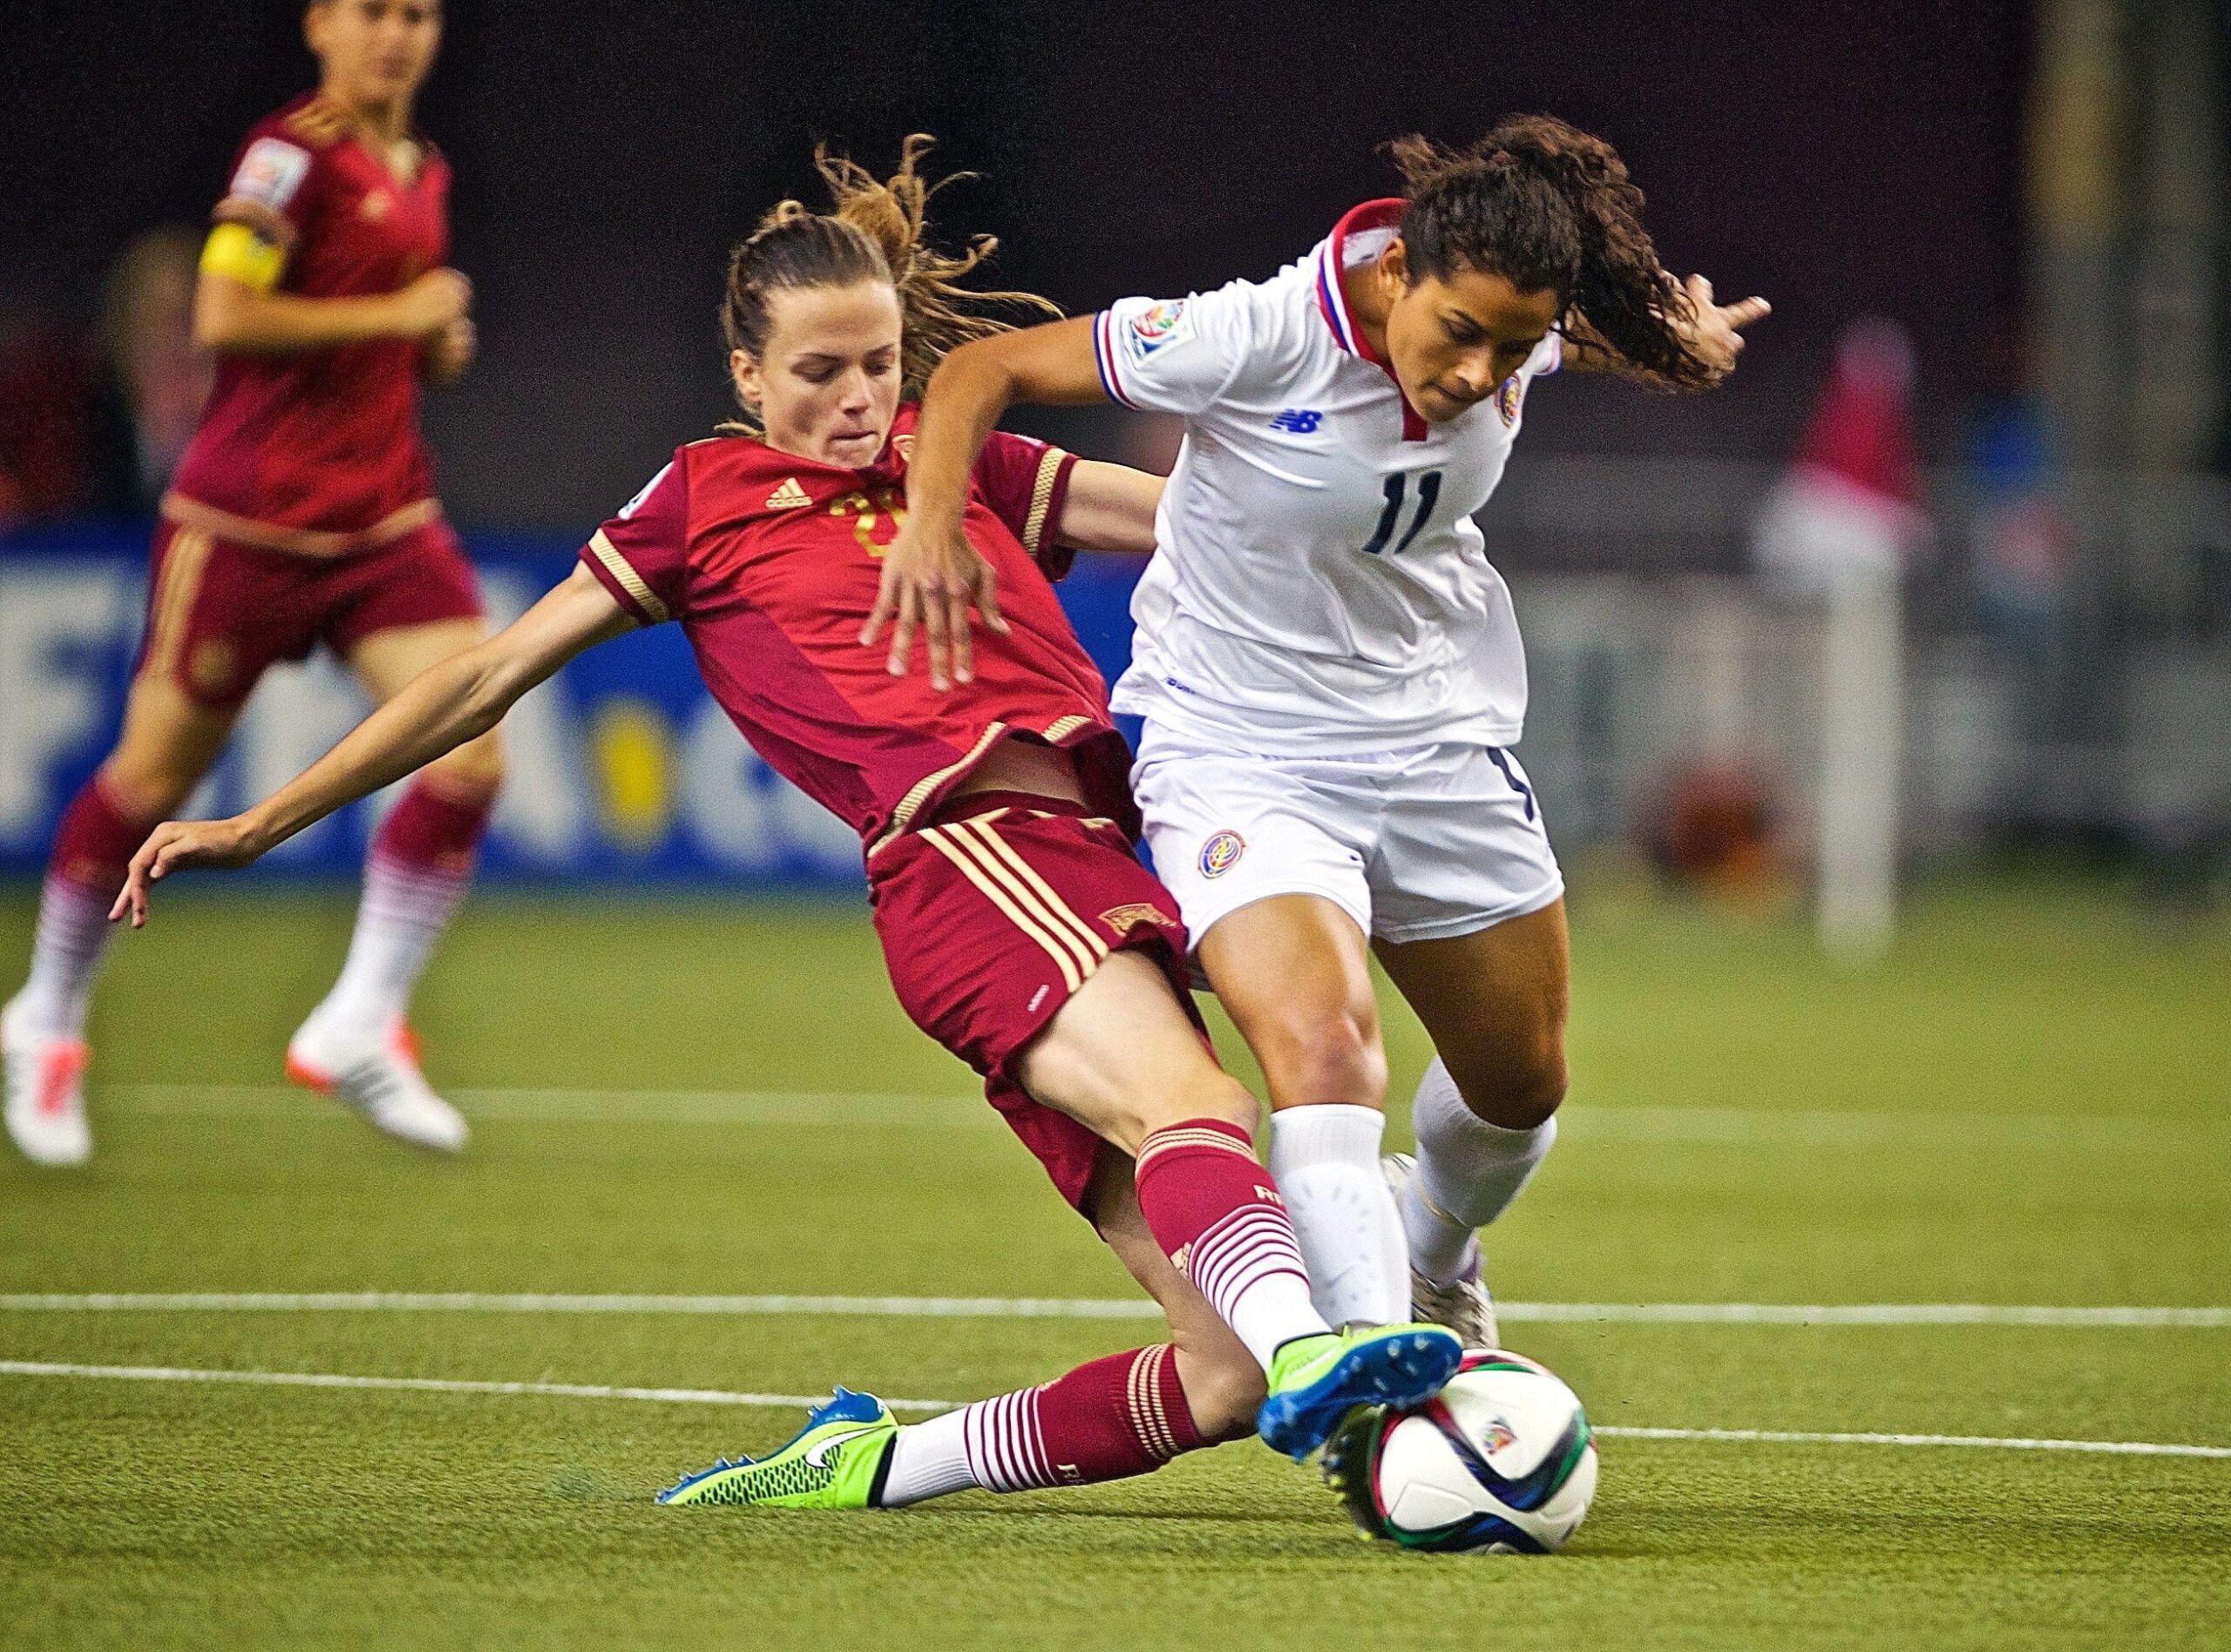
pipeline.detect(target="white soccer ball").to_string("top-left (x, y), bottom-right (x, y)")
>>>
top-left (1326, 1350), bottom-right (1597, 1554)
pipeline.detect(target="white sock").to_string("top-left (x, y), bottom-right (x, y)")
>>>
top-left (1268, 1104), bottom-right (1409, 1326)
top-left (312, 852), bottom-right (471, 1030)
top-left (1402, 1056), bottom-right (1558, 1284)
top-left (1220, 1269), bottom-right (1331, 1371)
top-left (878, 1411), bottom-right (980, 1506)
top-left (10, 877), bottom-right (116, 1040)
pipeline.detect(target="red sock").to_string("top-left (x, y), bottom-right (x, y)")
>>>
top-left (47, 776), bottom-right (154, 898)
top-left (15, 779), bottom-right (159, 1039)
top-left (880, 1344), bottom-right (1206, 1503)
top-left (317, 775), bottom-right (493, 1026)
top-left (1132, 1119), bottom-right (1327, 1368)
top-left (964, 1344), bottom-right (1204, 1493)
top-left (370, 774), bottom-right (492, 877)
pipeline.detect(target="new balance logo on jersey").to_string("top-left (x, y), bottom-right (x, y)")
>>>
top-left (766, 477), bottom-right (811, 510)
top-left (1268, 408), bottom-right (1322, 434)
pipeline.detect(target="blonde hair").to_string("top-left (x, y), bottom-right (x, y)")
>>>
top-left (718, 135), bottom-right (1060, 431)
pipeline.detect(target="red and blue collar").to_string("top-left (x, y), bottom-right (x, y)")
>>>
top-left (1314, 198), bottom-right (1427, 440)
top-left (1313, 199), bottom-right (1405, 362)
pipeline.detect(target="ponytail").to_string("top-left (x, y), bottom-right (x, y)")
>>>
top-left (1388, 116), bottom-right (1712, 390)
top-left (718, 135), bottom-right (1060, 431)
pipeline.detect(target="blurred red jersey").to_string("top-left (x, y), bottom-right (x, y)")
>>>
top-left (166, 92), bottom-right (450, 556)
top-left (580, 405), bottom-right (1133, 854)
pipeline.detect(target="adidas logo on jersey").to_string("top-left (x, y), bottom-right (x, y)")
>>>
top-left (766, 477), bottom-right (811, 510)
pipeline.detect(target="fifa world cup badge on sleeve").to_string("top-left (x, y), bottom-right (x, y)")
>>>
top-left (1199, 830), bottom-right (1245, 878)
top-left (1127, 300), bottom-right (1190, 357)
top-left (232, 138), bottom-right (313, 210)
top-left (1497, 375), bottom-right (1525, 427)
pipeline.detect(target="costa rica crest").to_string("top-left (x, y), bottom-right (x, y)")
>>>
top-left (1198, 829), bottom-right (1245, 878)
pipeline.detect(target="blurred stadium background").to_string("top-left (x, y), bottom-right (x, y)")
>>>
top-left (5, 0), bottom-right (2224, 925)
top-left (3, 4), bottom-right (2228, 1647)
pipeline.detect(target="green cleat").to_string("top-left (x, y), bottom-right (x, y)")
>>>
top-left (656, 1387), bottom-right (899, 1509)
top-left (1257, 1323), bottom-right (1463, 1461)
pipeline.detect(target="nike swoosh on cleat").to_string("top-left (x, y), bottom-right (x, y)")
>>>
top-left (802, 1425), bottom-right (881, 1469)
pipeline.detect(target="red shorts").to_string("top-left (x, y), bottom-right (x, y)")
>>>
top-left (134, 514), bottom-right (485, 709)
top-left (868, 792), bottom-right (1202, 1213)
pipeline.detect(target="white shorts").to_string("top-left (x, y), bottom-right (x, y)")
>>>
top-left (1131, 728), bottom-right (1565, 950)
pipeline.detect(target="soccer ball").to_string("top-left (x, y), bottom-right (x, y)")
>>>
top-left (1324, 1350), bottom-right (1597, 1554)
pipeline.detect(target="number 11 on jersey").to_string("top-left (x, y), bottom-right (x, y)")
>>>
top-left (1360, 469), bottom-right (1442, 557)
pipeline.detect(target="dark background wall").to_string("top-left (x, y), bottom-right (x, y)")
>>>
top-left (4, 0), bottom-right (2027, 530)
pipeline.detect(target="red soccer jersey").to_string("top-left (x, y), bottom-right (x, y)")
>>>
top-left (166, 92), bottom-right (450, 555)
top-left (580, 405), bottom-right (1133, 854)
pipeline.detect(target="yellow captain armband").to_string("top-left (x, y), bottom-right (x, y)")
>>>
top-left (200, 221), bottom-right (287, 292)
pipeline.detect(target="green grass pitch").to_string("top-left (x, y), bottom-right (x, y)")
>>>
top-left (2, 873), bottom-right (2227, 1649)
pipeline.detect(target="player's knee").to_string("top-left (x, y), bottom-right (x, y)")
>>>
top-left (96, 754), bottom-right (205, 822)
top-left (1175, 1347), bottom-right (1266, 1445)
top-left (1126, 1069), bottom-right (1258, 1147)
top-left (1256, 1002), bottom-right (1387, 1113)
top-left (1448, 1032), bottom-right (1567, 1131)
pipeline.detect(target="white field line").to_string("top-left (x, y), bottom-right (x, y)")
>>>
top-left (1, 1292), bottom-right (2225, 1328)
top-left (0, 1359), bottom-right (950, 1412)
top-left (3, 1357), bottom-right (2228, 1460)
top-left (90, 1083), bottom-right (2224, 1153)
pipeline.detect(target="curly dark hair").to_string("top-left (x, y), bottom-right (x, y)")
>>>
top-left (717, 135), bottom-right (1061, 431)
top-left (1387, 115), bottom-right (1712, 390)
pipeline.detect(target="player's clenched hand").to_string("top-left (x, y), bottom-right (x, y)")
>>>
top-left (423, 316), bottom-right (477, 384)
top-left (393, 267), bottom-right (472, 337)
top-left (862, 511), bottom-right (1009, 693)
top-left (108, 817), bottom-right (271, 930)
top-left (1673, 274), bottom-right (1769, 382)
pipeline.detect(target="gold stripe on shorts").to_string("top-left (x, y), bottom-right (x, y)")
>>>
top-left (952, 816), bottom-right (1109, 969)
top-left (141, 528), bottom-right (214, 683)
top-left (933, 820), bottom-right (1102, 984)
top-left (919, 826), bottom-right (1083, 992)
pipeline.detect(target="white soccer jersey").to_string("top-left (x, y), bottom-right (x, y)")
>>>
top-left (1095, 200), bottom-right (1560, 754)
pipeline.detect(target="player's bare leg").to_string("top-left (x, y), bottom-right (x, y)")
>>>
top-left (1373, 900), bottom-right (1570, 1347)
top-left (286, 618), bottom-right (502, 1154)
top-left (1197, 895), bottom-right (1412, 1330)
top-left (5, 675), bottom-right (237, 1165)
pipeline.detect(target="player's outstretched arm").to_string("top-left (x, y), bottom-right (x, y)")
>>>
top-left (112, 566), bottom-right (632, 928)
top-left (866, 317), bottom-right (1109, 690)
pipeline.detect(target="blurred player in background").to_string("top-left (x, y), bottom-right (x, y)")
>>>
top-left (877, 115), bottom-right (1767, 1345)
top-left (3, 0), bottom-right (486, 1163)
top-left (112, 141), bottom-right (1463, 1511)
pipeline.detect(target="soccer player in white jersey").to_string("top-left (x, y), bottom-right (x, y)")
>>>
top-left (870, 116), bottom-right (1767, 1344)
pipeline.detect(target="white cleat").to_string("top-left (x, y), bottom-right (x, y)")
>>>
top-left (3, 995), bottom-right (92, 1167)
top-left (1383, 1152), bottom-right (1501, 1350)
top-left (286, 1012), bottom-right (469, 1154)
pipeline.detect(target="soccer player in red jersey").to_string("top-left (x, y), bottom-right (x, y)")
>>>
top-left (3, 0), bottom-right (490, 1163)
top-left (112, 143), bottom-right (1462, 1506)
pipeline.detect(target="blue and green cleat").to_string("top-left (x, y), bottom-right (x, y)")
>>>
top-left (655, 1387), bottom-right (898, 1509)
top-left (1257, 1324), bottom-right (1464, 1461)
